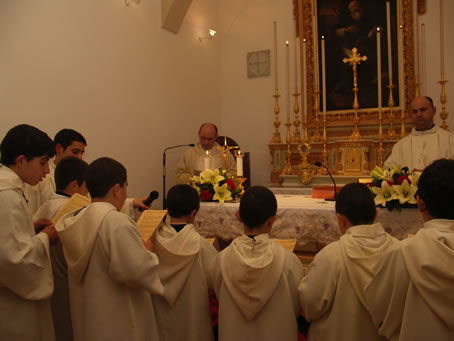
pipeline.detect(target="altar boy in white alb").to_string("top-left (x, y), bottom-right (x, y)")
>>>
top-left (0, 124), bottom-right (58, 341)
top-left (384, 96), bottom-right (454, 170)
top-left (56, 157), bottom-right (163, 341)
top-left (152, 184), bottom-right (217, 341)
top-left (298, 183), bottom-right (398, 341)
top-left (365, 158), bottom-right (454, 341)
top-left (33, 156), bottom-right (88, 341)
top-left (211, 186), bottom-right (303, 341)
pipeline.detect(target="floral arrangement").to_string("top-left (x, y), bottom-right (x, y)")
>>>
top-left (190, 169), bottom-right (242, 204)
top-left (368, 165), bottom-right (421, 211)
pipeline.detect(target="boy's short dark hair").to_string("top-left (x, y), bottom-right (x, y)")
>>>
top-left (54, 129), bottom-right (87, 149)
top-left (1, 124), bottom-right (55, 166)
top-left (86, 157), bottom-right (127, 198)
top-left (55, 156), bottom-right (89, 191)
top-left (335, 183), bottom-right (376, 225)
top-left (239, 186), bottom-right (277, 229)
top-left (418, 158), bottom-right (454, 220)
top-left (166, 184), bottom-right (200, 218)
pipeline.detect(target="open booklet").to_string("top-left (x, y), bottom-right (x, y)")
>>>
top-left (52, 193), bottom-right (91, 224)
top-left (136, 210), bottom-right (168, 241)
top-left (272, 238), bottom-right (297, 252)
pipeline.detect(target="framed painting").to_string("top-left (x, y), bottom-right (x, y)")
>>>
top-left (295, 0), bottom-right (416, 125)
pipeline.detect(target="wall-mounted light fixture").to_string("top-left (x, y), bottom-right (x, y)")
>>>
top-left (199, 29), bottom-right (217, 42)
top-left (125, 0), bottom-right (140, 6)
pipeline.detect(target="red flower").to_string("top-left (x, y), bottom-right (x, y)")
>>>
top-left (397, 175), bottom-right (410, 185)
top-left (226, 179), bottom-right (235, 191)
top-left (200, 189), bottom-right (213, 201)
top-left (367, 182), bottom-right (376, 187)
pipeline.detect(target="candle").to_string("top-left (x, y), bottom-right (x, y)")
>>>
top-left (414, 0), bottom-right (419, 77)
top-left (321, 36), bottom-right (326, 116)
top-left (236, 151), bottom-right (243, 177)
top-left (294, 18), bottom-right (298, 89)
top-left (286, 41), bottom-right (290, 122)
top-left (399, 25), bottom-right (405, 109)
top-left (440, 0), bottom-right (445, 74)
top-left (377, 27), bottom-right (382, 110)
top-left (421, 23), bottom-right (426, 94)
top-left (303, 38), bottom-right (307, 126)
top-left (273, 21), bottom-right (278, 90)
top-left (204, 150), bottom-right (210, 170)
top-left (386, 1), bottom-right (393, 83)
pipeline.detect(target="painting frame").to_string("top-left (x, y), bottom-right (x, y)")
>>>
top-left (295, 0), bottom-right (416, 126)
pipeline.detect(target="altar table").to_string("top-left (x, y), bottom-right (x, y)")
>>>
top-left (193, 194), bottom-right (424, 252)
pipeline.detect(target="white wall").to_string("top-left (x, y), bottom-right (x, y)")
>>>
top-left (217, 0), bottom-right (294, 186)
top-left (0, 0), bottom-right (220, 207)
top-left (1, 0), bottom-right (453, 204)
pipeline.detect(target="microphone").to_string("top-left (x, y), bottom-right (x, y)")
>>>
top-left (164, 144), bottom-right (195, 153)
top-left (314, 162), bottom-right (337, 201)
top-left (139, 191), bottom-right (159, 211)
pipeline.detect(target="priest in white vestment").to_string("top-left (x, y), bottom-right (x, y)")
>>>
top-left (56, 157), bottom-right (163, 341)
top-left (0, 124), bottom-right (58, 341)
top-left (152, 184), bottom-right (217, 341)
top-left (176, 123), bottom-right (236, 184)
top-left (299, 183), bottom-right (398, 341)
top-left (365, 159), bottom-right (454, 341)
top-left (210, 186), bottom-right (303, 341)
top-left (24, 128), bottom-right (87, 214)
top-left (384, 96), bottom-right (454, 170)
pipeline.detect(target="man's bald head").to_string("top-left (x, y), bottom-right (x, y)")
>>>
top-left (409, 96), bottom-right (436, 131)
top-left (198, 123), bottom-right (219, 150)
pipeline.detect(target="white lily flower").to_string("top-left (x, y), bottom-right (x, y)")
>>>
top-left (393, 179), bottom-right (417, 204)
top-left (371, 181), bottom-right (396, 207)
top-left (213, 183), bottom-right (232, 204)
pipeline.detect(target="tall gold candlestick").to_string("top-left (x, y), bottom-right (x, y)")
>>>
top-left (376, 27), bottom-right (385, 166)
top-left (311, 87), bottom-right (322, 142)
top-left (270, 90), bottom-right (282, 144)
top-left (281, 122), bottom-right (296, 175)
top-left (439, 72), bottom-right (449, 131)
top-left (386, 83), bottom-right (398, 140)
top-left (292, 88), bottom-right (302, 143)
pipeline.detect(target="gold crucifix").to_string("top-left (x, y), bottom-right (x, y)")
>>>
top-left (343, 47), bottom-right (367, 140)
top-left (214, 136), bottom-right (239, 170)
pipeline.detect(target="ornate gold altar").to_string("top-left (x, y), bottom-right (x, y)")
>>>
top-left (269, 0), bottom-right (421, 184)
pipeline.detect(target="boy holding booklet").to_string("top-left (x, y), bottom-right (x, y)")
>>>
top-left (56, 157), bottom-right (163, 341)
top-left (210, 186), bottom-right (303, 341)
top-left (152, 184), bottom-right (217, 341)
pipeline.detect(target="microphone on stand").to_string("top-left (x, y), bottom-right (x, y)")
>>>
top-left (139, 191), bottom-right (159, 211)
top-left (163, 144), bottom-right (195, 209)
top-left (314, 161), bottom-right (337, 201)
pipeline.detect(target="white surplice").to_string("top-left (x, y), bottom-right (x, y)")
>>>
top-left (0, 165), bottom-right (55, 341)
top-left (384, 125), bottom-right (454, 170)
top-left (211, 234), bottom-right (303, 341)
top-left (299, 223), bottom-right (398, 341)
top-left (176, 143), bottom-right (237, 184)
top-left (56, 202), bottom-right (164, 341)
top-left (23, 158), bottom-right (57, 214)
top-left (152, 221), bottom-right (217, 341)
top-left (365, 219), bottom-right (454, 341)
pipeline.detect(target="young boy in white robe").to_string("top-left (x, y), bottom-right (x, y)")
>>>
top-left (298, 183), bottom-right (398, 341)
top-left (365, 158), bottom-right (454, 341)
top-left (33, 156), bottom-right (88, 341)
top-left (0, 124), bottom-right (58, 341)
top-left (152, 184), bottom-right (217, 341)
top-left (24, 128), bottom-right (87, 213)
top-left (210, 186), bottom-right (303, 341)
top-left (55, 157), bottom-right (164, 341)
